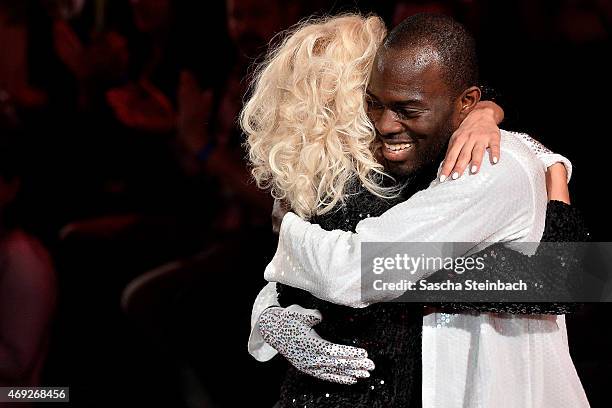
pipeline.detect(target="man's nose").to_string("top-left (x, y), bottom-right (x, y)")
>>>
top-left (374, 108), bottom-right (403, 136)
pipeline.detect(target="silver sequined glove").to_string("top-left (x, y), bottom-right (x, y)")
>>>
top-left (258, 304), bottom-right (375, 385)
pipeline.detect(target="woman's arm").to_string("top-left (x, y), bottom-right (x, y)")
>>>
top-left (438, 101), bottom-right (573, 198)
top-left (421, 241), bottom-right (581, 315)
top-left (422, 201), bottom-right (587, 314)
top-left (439, 100), bottom-right (503, 181)
top-left (546, 163), bottom-right (570, 204)
top-left (510, 132), bottom-right (572, 202)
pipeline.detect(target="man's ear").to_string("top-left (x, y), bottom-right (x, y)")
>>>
top-left (457, 86), bottom-right (482, 121)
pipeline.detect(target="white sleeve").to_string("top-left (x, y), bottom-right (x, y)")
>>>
top-left (265, 142), bottom-right (545, 308)
top-left (247, 282), bottom-right (280, 362)
top-left (509, 131), bottom-right (572, 182)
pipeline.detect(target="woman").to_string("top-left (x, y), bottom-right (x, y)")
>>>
top-left (242, 14), bottom-right (585, 407)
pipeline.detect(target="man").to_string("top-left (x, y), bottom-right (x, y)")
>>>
top-left (250, 14), bottom-right (588, 407)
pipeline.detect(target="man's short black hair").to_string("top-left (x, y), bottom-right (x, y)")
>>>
top-left (383, 13), bottom-right (479, 95)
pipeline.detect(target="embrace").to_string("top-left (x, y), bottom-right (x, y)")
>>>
top-left (241, 13), bottom-right (589, 408)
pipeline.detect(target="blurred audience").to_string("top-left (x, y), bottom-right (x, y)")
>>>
top-left (173, 0), bottom-right (304, 230)
top-left (105, 0), bottom-right (175, 133)
top-left (0, 135), bottom-right (57, 389)
top-left (0, 1), bottom-right (47, 110)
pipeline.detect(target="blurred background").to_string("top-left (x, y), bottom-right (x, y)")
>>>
top-left (0, 0), bottom-right (610, 406)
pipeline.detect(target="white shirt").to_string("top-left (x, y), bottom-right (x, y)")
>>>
top-left (249, 130), bottom-right (589, 407)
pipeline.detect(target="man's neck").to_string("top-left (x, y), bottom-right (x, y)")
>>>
top-left (394, 148), bottom-right (447, 200)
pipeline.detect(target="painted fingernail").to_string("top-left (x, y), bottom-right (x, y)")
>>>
top-left (452, 172), bottom-right (459, 180)
top-left (439, 174), bottom-right (447, 183)
top-left (493, 156), bottom-right (498, 164)
top-left (471, 165), bottom-right (477, 174)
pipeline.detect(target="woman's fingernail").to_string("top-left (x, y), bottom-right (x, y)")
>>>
top-left (493, 157), bottom-right (498, 164)
top-left (452, 172), bottom-right (459, 180)
top-left (471, 165), bottom-right (477, 174)
top-left (439, 174), bottom-right (447, 183)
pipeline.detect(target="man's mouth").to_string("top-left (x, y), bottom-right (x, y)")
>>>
top-left (383, 142), bottom-right (412, 152)
top-left (381, 141), bottom-right (414, 162)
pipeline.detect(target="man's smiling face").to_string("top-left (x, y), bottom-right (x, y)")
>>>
top-left (366, 45), bottom-right (461, 177)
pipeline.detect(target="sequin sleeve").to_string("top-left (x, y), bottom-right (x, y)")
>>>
top-left (509, 131), bottom-right (572, 181)
top-left (247, 282), bottom-right (281, 361)
top-left (423, 201), bottom-right (587, 314)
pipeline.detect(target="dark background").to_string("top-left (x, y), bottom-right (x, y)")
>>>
top-left (0, 0), bottom-right (610, 407)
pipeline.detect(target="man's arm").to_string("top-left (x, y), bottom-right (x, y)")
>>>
top-left (247, 283), bottom-right (375, 384)
top-left (510, 131), bottom-right (573, 182)
top-left (247, 282), bottom-right (280, 361)
top-left (265, 141), bottom-right (546, 307)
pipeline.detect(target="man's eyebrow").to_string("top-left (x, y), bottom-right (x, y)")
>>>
top-left (394, 99), bottom-right (425, 108)
top-left (365, 92), bottom-right (425, 109)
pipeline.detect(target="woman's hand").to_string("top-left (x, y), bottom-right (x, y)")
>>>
top-left (439, 101), bottom-right (504, 181)
top-left (546, 163), bottom-right (570, 204)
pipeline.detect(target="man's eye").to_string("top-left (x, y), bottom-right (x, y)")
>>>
top-left (366, 97), bottom-right (382, 110)
top-left (399, 109), bottom-right (422, 119)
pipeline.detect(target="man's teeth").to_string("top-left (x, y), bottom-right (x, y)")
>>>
top-left (384, 142), bottom-right (412, 152)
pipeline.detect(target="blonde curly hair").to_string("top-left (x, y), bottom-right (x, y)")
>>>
top-left (241, 14), bottom-right (397, 219)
